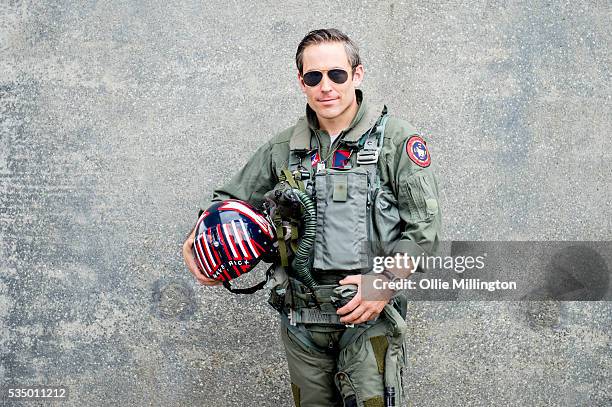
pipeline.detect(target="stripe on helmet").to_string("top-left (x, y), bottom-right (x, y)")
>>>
top-left (217, 224), bottom-right (242, 278)
top-left (208, 228), bottom-right (222, 266)
top-left (194, 236), bottom-right (211, 275)
top-left (202, 229), bottom-right (217, 268)
top-left (222, 223), bottom-right (239, 258)
top-left (239, 219), bottom-right (259, 258)
top-left (198, 235), bottom-right (215, 274)
top-left (231, 220), bottom-right (249, 258)
top-left (218, 200), bottom-right (274, 238)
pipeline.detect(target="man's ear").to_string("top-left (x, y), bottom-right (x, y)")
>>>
top-left (351, 65), bottom-right (364, 87)
top-left (297, 72), bottom-right (307, 94)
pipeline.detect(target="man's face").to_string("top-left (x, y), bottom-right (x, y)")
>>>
top-left (298, 42), bottom-right (364, 122)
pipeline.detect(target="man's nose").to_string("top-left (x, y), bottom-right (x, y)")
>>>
top-left (320, 73), bottom-right (332, 92)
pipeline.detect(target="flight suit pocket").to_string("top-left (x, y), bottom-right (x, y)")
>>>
top-left (370, 187), bottom-right (402, 256)
top-left (398, 170), bottom-right (438, 222)
top-left (335, 371), bottom-right (361, 407)
top-left (313, 168), bottom-right (370, 271)
top-left (336, 323), bottom-right (390, 406)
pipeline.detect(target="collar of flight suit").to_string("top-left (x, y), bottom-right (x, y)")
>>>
top-left (289, 89), bottom-right (386, 152)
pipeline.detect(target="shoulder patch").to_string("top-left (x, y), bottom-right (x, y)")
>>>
top-left (406, 135), bottom-right (431, 167)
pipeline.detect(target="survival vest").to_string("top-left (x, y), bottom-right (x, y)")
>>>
top-left (283, 105), bottom-right (401, 275)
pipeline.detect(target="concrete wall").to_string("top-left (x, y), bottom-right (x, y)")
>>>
top-left (1, 1), bottom-right (609, 405)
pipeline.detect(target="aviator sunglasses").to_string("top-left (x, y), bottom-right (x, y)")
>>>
top-left (302, 69), bottom-right (350, 87)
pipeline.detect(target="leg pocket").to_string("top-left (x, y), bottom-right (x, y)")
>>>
top-left (336, 324), bottom-right (387, 405)
top-left (334, 371), bottom-right (360, 407)
top-left (280, 323), bottom-right (342, 406)
top-left (337, 318), bottom-right (406, 407)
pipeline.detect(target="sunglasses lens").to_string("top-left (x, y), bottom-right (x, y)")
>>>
top-left (328, 69), bottom-right (348, 84)
top-left (303, 71), bottom-right (323, 87)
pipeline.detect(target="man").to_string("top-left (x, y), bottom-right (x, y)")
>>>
top-left (183, 29), bottom-right (441, 407)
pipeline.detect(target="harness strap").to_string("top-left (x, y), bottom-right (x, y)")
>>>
top-left (288, 118), bottom-right (312, 180)
top-left (281, 168), bottom-right (305, 191)
top-left (290, 226), bottom-right (299, 253)
top-left (288, 107), bottom-right (389, 177)
top-left (269, 170), bottom-right (304, 268)
top-left (275, 218), bottom-right (289, 267)
top-left (356, 112), bottom-right (389, 195)
top-left (289, 308), bottom-right (344, 325)
top-left (281, 313), bottom-right (331, 354)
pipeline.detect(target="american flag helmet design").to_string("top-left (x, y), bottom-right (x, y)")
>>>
top-left (192, 199), bottom-right (277, 281)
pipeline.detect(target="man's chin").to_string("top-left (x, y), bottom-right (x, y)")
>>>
top-left (315, 107), bottom-right (342, 120)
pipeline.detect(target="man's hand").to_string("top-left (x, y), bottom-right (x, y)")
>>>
top-left (336, 274), bottom-right (393, 325)
top-left (183, 227), bottom-right (222, 286)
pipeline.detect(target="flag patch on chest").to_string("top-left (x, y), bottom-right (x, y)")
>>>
top-left (311, 150), bottom-right (321, 168)
top-left (332, 149), bottom-right (351, 169)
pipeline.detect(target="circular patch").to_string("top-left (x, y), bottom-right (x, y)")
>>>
top-left (406, 135), bottom-right (431, 167)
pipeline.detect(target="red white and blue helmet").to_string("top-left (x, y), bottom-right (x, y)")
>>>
top-left (192, 199), bottom-right (277, 282)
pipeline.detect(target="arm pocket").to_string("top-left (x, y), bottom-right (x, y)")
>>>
top-left (398, 171), bottom-right (438, 222)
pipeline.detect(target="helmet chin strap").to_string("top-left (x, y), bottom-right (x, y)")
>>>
top-left (222, 264), bottom-right (274, 294)
top-left (222, 279), bottom-right (266, 294)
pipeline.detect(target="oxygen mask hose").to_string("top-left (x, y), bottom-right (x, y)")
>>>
top-left (290, 189), bottom-right (318, 289)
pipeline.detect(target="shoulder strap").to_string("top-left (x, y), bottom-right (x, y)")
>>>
top-left (355, 107), bottom-right (389, 193)
top-left (356, 107), bottom-right (389, 167)
top-left (288, 117), bottom-right (312, 175)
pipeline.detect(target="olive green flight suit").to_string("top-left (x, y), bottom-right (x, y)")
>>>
top-left (209, 90), bottom-right (441, 406)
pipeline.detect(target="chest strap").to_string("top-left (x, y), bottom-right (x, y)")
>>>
top-left (288, 109), bottom-right (389, 177)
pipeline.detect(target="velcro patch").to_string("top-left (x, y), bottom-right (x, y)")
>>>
top-left (370, 335), bottom-right (388, 374)
top-left (332, 148), bottom-right (351, 169)
top-left (311, 150), bottom-right (321, 167)
top-left (406, 135), bottom-right (431, 167)
top-left (291, 383), bottom-right (301, 407)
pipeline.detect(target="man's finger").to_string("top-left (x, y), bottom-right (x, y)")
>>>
top-left (183, 244), bottom-right (201, 275)
top-left (339, 275), bottom-right (360, 286)
top-left (353, 310), bottom-right (374, 325)
top-left (182, 236), bottom-right (222, 286)
top-left (191, 264), bottom-right (222, 286)
top-left (197, 277), bottom-right (222, 286)
top-left (341, 304), bottom-right (367, 324)
top-left (187, 257), bottom-right (221, 286)
top-left (336, 293), bottom-right (361, 316)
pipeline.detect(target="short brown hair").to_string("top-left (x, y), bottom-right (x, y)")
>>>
top-left (295, 28), bottom-right (361, 74)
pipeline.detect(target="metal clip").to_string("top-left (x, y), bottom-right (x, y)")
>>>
top-left (365, 138), bottom-right (377, 148)
top-left (292, 169), bottom-right (309, 181)
top-left (288, 309), bottom-right (297, 326)
top-left (356, 150), bottom-right (379, 165)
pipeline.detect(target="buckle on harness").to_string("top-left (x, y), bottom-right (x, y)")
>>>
top-left (356, 149), bottom-right (379, 165)
top-left (289, 308), bottom-right (344, 326)
top-left (293, 169), bottom-right (310, 181)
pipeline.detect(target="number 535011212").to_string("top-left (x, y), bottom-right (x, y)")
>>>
top-left (5, 386), bottom-right (68, 400)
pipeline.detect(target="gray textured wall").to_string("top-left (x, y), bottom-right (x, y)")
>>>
top-left (1, 1), bottom-right (610, 406)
